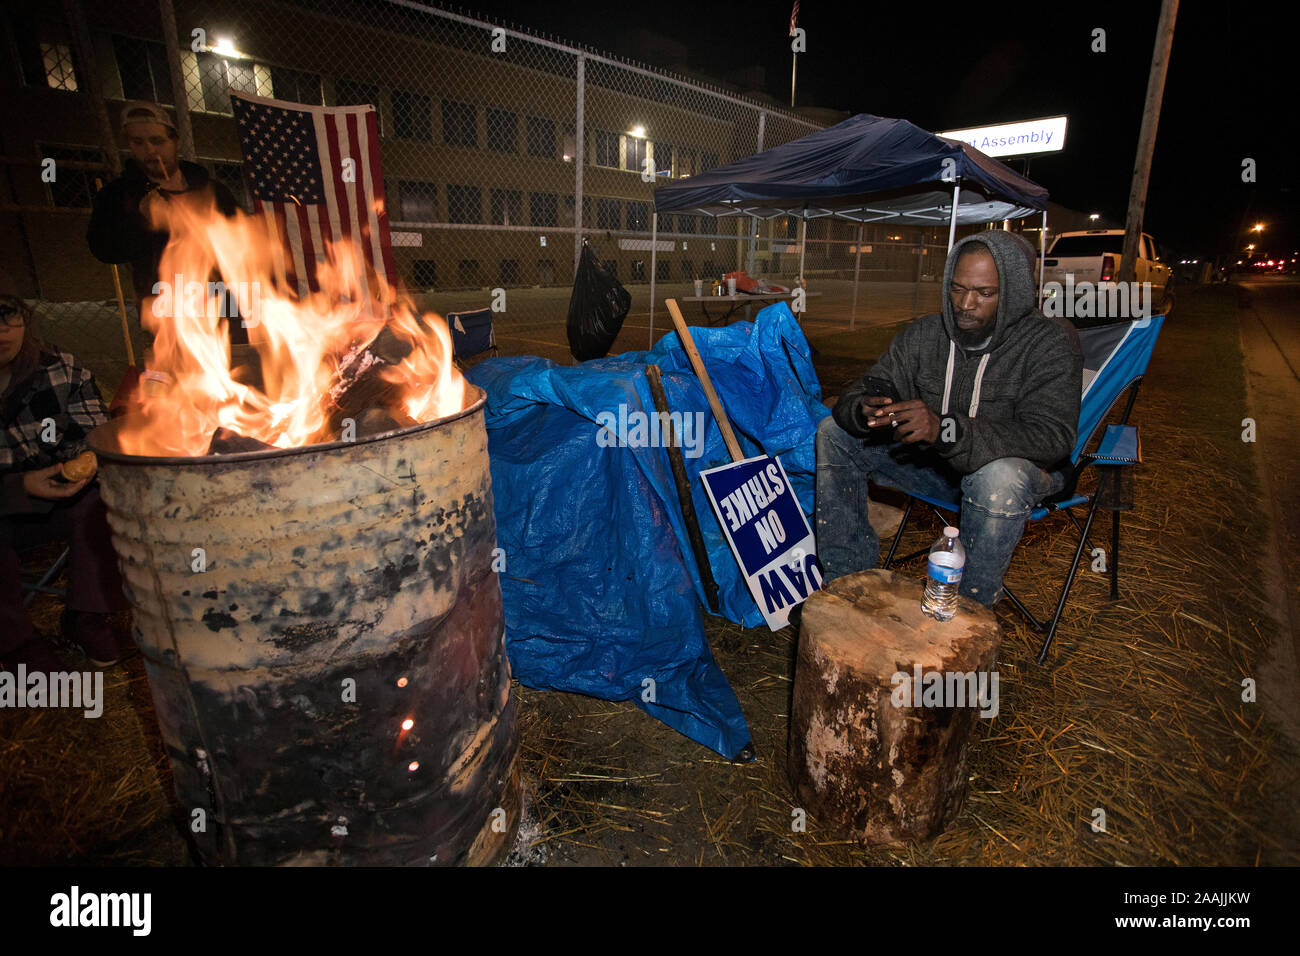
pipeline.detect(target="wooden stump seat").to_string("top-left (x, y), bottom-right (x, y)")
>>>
top-left (788, 568), bottom-right (1001, 845)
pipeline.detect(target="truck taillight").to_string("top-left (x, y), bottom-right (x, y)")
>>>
top-left (1101, 255), bottom-right (1115, 281)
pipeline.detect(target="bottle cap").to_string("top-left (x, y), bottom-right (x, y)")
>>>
top-left (943, 526), bottom-right (959, 537)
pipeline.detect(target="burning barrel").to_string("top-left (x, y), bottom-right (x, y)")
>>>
top-left (88, 386), bottom-right (521, 865)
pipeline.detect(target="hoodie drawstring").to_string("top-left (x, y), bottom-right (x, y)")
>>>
top-left (941, 341), bottom-right (992, 419)
top-left (941, 342), bottom-right (955, 416)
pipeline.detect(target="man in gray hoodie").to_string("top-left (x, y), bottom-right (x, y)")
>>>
top-left (815, 230), bottom-right (1083, 606)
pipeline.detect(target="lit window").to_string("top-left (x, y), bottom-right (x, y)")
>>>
top-left (41, 42), bottom-right (78, 91)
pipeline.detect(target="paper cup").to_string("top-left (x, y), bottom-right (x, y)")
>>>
top-left (727, 277), bottom-right (736, 296)
top-left (693, 279), bottom-right (703, 296)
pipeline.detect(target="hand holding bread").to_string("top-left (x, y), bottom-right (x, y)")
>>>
top-left (60, 451), bottom-right (98, 482)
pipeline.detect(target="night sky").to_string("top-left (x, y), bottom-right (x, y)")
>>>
top-left (471, 0), bottom-right (1292, 260)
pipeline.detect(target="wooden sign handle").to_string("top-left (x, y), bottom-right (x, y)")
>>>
top-left (665, 298), bottom-right (743, 462)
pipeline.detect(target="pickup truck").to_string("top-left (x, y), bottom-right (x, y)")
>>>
top-left (1040, 229), bottom-right (1172, 313)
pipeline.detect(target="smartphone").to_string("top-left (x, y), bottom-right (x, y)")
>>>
top-left (859, 376), bottom-right (897, 403)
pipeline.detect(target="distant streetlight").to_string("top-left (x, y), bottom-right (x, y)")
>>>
top-left (1089, 213), bottom-right (1100, 222)
top-left (1246, 243), bottom-right (1255, 251)
top-left (1251, 223), bottom-right (1265, 233)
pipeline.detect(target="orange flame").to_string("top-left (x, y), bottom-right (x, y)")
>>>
top-left (117, 192), bottom-right (466, 456)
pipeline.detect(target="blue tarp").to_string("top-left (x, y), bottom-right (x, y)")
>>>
top-left (465, 303), bottom-right (830, 758)
top-left (653, 113), bottom-right (1048, 225)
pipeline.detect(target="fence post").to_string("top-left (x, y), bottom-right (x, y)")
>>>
top-left (63, 0), bottom-right (121, 178)
top-left (649, 212), bottom-right (657, 346)
top-left (796, 212), bottom-right (807, 324)
top-left (911, 230), bottom-right (925, 318)
top-left (573, 52), bottom-right (585, 278)
top-left (746, 111), bottom-right (765, 276)
top-left (159, 0), bottom-right (196, 162)
top-left (850, 224), bottom-right (862, 330)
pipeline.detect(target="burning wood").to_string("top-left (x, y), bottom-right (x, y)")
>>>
top-left (117, 197), bottom-right (467, 457)
top-left (207, 427), bottom-right (276, 455)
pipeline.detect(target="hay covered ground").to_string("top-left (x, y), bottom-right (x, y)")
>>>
top-left (2, 284), bottom-right (1296, 866)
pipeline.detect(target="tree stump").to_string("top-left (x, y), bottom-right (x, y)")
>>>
top-left (788, 568), bottom-right (1001, 845)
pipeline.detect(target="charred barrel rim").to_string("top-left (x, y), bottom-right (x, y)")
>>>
top-left (89, 384), bottom-right (486, 465)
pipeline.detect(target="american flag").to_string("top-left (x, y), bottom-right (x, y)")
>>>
top-left (789, 0), bottom-right (799, 36)
top-left (230, 90), bottom-right (398, 298)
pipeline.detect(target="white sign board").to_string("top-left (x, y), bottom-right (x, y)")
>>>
top-left (700, 455), bottom-right (823, 630)
top-left (939, 116), bottom-right (1068, 158)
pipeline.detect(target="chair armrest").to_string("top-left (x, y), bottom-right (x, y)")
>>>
top-left (1086, 424), bottom-right (1140, 466)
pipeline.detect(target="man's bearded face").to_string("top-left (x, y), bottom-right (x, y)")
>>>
top-left (125, 120), bottom-right (179, 184)
top-left (949, 246), bottom-right (1000, 347)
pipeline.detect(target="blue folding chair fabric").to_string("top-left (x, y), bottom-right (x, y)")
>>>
top-left (883, 315), bottom-right (1164, 661)
top-left (1074, 317), bottom-right (1161, 460)
top-left (449, 308), bottom-right (496, 361)
top-left (465, 303), bottom-right (827, 758)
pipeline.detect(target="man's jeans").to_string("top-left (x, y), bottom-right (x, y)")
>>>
top-left (814, 415), bottom-right (1063, 606)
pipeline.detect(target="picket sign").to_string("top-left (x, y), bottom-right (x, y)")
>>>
top-left (700, 454), bottom-right (823, 630)
top-left (664, 299), bottom-right (823, 629)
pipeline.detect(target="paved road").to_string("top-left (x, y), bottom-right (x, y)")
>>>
top-left (1237, 276), bottom-right (1300, 743)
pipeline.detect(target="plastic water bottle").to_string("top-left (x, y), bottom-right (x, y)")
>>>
top-left (921, 526), bottom-right (965, 621)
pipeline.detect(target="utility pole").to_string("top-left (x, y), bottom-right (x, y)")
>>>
top-left (1118, 0), bottom-right (1178, 285)
top-left (63, 0), bottom-right (121, 178)
top-left (159, 0), bottom-right (197, 162)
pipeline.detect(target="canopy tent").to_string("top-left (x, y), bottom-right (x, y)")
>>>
top-left (648, 113), bottom-right (1051, 337)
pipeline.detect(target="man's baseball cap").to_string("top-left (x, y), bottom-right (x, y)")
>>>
top-left (120, 100), bottom-right (177, 132)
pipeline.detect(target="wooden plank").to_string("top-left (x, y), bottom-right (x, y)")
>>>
top-left (664, 298), bottom-right (743, 462)
top-left (645, 363), bottom-right (720, 612)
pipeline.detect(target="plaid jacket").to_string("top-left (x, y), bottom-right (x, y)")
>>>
top-left (1, 347), bottom-right (108, 514)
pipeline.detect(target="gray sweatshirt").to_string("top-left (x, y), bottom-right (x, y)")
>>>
top-left (833, 230), bottom-right (1083, 474)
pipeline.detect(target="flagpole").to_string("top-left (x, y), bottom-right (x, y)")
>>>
top-left (788, 1), bottom-right (799, 108)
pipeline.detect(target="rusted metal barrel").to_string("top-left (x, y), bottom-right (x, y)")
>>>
top-left (89, 386), bottom-right (520, 865)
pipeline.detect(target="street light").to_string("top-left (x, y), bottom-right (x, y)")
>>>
top-left (211, 36), bottom-right (247, 58)
top-left (1251, 223), bottom-right (1265, 233)
top-left (1089, 213), bottom-right (1100, 222)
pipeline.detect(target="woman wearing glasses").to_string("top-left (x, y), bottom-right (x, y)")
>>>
top-left (0, 295), bottom-right (128, 670)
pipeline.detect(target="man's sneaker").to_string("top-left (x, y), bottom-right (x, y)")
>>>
top-left (62, 609), bottom-right (121, 667)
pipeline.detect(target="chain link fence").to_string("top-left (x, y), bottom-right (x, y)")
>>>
top-left (2, 0), bottom-right (978, 392)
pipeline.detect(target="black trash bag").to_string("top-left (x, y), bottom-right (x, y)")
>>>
top-left (567, 242), bottom-right (631, 361)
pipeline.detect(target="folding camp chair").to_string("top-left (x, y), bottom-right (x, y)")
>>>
top-left (448, 308), bottom-right (498, 366)
top-left (882, 316), bottom-right (1164, 663)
